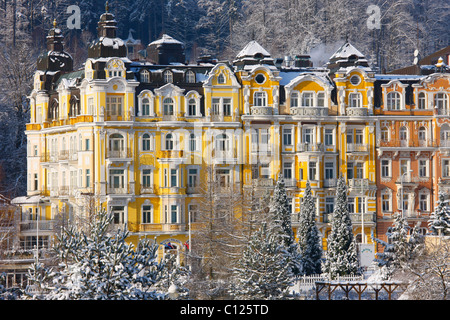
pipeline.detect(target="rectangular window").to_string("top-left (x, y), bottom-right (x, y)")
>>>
top-left (85, 139), bottom-right (90, 151)
top-left (188, 168), bottom-right (198, 187)
top-left (355, 129), bottom-right (364, 144)
top-left (444, 160), bottom-right (450, 177)
top-left (34, 174), bottom-right (38, 191)
top-left (302, 92), bottom-right (314, 107)
top-left (325, 129), bottom-right (333, 146)
top-left (87, 97), bottom-right (94, 115)
top-left (309, 161), bottom-right (317, 180)
top-left (348, 197), bottom-right (355, 213)
top-left (188, 204), bottom-right (198, 222)
top-left (317, 92), bottom-right (325, 107)
top-left (303, 128), bottom-right (313, 144)
top-left (381, 160), bottom-right (390, 178)
top-left (419, 160), bottom-right (428, 177)
top-left (283, 128), bottom-right (292, 146)
top-left (106, 96), bottom-right (123, 116)
top-left (419, 194), bottom-right (428, 212)
top-left (283, 162), bottom-right (292, 180)
top-left (347, 162), bottom-right (354, 179)
top-left (86, 169), bottom-right (90, 188)
top-left (325, 162), bottom-right (334, 180)
top-left (109, 169), bottom-right (124, 189)
top-left (170, 169), bottom-right (177, 187)
top-left (382, 193), bottom-right (391, 212)
top-left (212, 98), bottom-right (221, 115)
top-left (223, 98), bottom-right (231, 116)
top-left (356, 162), bottom-right (364, 179)
top-left (325, 197), bottom-right (334, 214)
top-left (171, 205), bottom-right (178, 223)
top-left (142, 169), bottom-right (152, 188)
top-left (142, 205), bottom-right (153, 224)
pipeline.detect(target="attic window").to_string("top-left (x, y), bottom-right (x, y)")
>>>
top-left (254, 53), bottom-right (264, 60)
top-left (350, 75), bottom-right (361, 86)
top-left (185, 70), bottom-right (195, 83)
top-left (348, 54), bottom-right (359, 63)
top-left (163, 70), bottom-right (173, 83)
top-left (217, 73), bottom-right (226, 84)
top-left (255, 74), bottom-right (266, 84)
top-left (141, 70), bottom-right (150, 83)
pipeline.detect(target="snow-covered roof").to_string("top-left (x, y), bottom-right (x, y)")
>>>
top-left (375, 74), bottom-right (425, 81)
top-left (149, 34), bottom-right (183, 46)
top-left (11, 195), bottom-right (43, 205)
top-left (236, 40), bottom-right (271, 58)
top-left (98, 36), bottom-right (125, 49)
top-left (329, 42), bottom-right (366, 60)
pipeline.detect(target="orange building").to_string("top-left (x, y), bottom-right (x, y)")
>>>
top-left (374, 71), bottom-right (450, 246)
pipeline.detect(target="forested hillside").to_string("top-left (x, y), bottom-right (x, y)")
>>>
top-left (0, 0), bottom-right (448, 197)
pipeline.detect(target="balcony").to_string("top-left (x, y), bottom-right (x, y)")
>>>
top-left (378, 139), bottom-right (437, 148)
top-left (19, 220), bottom-right (55, 232)
top-left (348, 178), bottom-right (370, 189)
top-left (106, 149), bottom-right (131, 159)
top-left (347, 143), bottom-right (368, 153)
top-left (323, 178), bottom-right (337, 188)
top-left (107, 187), bottom-right (128, 194)
top-left (284, 179), bottom-right (296, 187)
top-left (250, 106), bottom-right (273, 115)
top-left (186, 186), bottom-right (201, 194)
top-left (162, 223), bottom-right (185, 232)
top-left (346, 107), bottom-right (368, 117)
top-left (162, 114), bottom-right (178, 121)
top-left (140, 184), bottom-right (155, 194)
top-left (252, 178), bottom-right (274, 188)
top-left (350, 212), bottom-right (376, 224)
top-left (290, 106), bottom-right (328, 117)
top-left (298, 142), bottom-right (324, 152)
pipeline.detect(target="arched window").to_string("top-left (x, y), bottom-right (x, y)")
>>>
top-left (142, 133), bottom-right (152, 151)
top-left (216, 133), bottom-right (230, 151)
top-left (418, 92), bottom-right (426, 109)
top-left (165, 133), bottom-right (174, 150)
top-left (109, 133), bottom-right (124, 151)
top-left (163, 98), bottom-right (174, 116)
top-left (348, 92), bottom-right (361, 108)
top-left (188, 98), bottom-right (197, 116)
top-left (163, 70), bottom-right (173, 83)
top-left (254, 91), bottom-right (267, 107)
top-left (290, 92), bottom-right (299, 108)
top-left (185, 70), bottom-right (195, 83)
top-left (387, 92), bottom-right (401, 110)
top-left (142, 98), bottom-right (150, 116)
top-left (217, 73), bottom-right (225, 84)
top-left (418, 127), bottom-right (426, 144)
top-left (189, 133), bottom-right (196, 151)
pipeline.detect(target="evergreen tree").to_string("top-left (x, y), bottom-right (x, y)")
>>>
top-left (322, 176), bottom-right (359, 279)
top-left (428, 192), bottom-right (450, 236)
top-left (27, 207), bottom-right (167, 300)
top-left (297, 181), bottom-right (322, 275)
top-left (268, 174), bottom-right (302, 276)
top-left (231, 222), bottom-right (293, 299)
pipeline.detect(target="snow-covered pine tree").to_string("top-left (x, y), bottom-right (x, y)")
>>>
top-left (297, 181), bottom-right (322, 275)
top-left (230, 222), bottom-right (293, 300)
top-left (27, 207), bottom-right (167, 300)
top-left (322, 176), bottom-right (359, 279)
top-left (268, 174), bottom-right (302, 276)
top-left (428, 192), bottom-right (450, 236)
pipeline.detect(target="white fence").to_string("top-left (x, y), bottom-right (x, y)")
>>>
top-left (291, 274), bottom-right (364, 294)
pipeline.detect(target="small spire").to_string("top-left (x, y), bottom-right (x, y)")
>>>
top-left (53, 18), bottom-right (57, 28)
top-left (105, 1), bottom-right (109, 12)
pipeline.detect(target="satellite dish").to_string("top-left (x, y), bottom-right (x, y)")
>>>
top-left (414, 49), bottom-right (419, 57)
top-left (413, 57), bottom-right (419, 65)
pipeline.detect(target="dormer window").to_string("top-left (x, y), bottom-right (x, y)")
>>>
top-left (254, 91), bottom-right (267, 107)
top-left (141, 70), bottom-right (150, 83)
top-left (163, 70), bottom-right (173, 83)
top-left (387, 92), bottom-right (401, 110)
top-left (106, 58), bottom-right (126, 79)
top-left (185, 70), bottom-right (195, 83)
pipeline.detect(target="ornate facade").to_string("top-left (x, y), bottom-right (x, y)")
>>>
top-left (12, 8), bottom-right (450, 263)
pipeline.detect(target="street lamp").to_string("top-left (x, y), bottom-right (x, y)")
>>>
top-left (400, 170), bottom-right (413, 218)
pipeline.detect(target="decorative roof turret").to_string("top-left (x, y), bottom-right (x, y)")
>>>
top-left (326, 40), bottom-right (370, 76)
top-left (36, 19), bottom-right (73, 72)
top-left (88, 2), bottom-right (127, 59)
top-left (233, 40), bottom-right (276, 70)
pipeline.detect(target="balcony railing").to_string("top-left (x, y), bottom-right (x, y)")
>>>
top-left (252, 178), bottom-right (274, 187)
top-left (107, 149), bottom-right (131, 159)
top-left (250, 106), bottom-right (273, 115)
top-left (186, 186), bottom-right (201, 194)
top-left (140, 184), bottom-right (155, 194)
top-left (347, 144), bottom-right (368, 153)
top-left (157, 150), bottom-right (184, 158)
top-left (298, 143), bottom-right (324, 152)
top-left (346, 107), bottom-right (368, 117)
top-left (107, 187), bottom-right (128, 194)
top-left (323, 178), bottom-right (337, 188)
top-left (378, 139), bottom-right (437, 148)
top-left (348, 178), bottom-right (370, 189)
top-left (19, 220), bottom-right (55, 232)
top-left (290, 106), bottom-right (328, 117)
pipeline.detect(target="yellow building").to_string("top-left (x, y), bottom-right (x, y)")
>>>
top-left (16, 10), bottom-right (381, 267)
